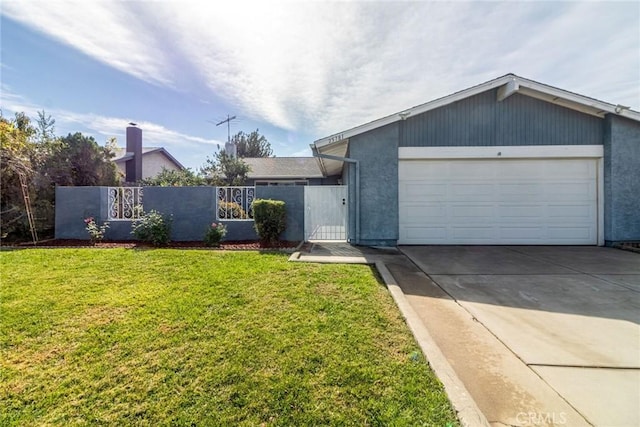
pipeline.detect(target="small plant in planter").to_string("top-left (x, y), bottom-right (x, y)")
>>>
top-left (84, 216), bottom-right (109, 244)
top-left (130, 210), bottom-right (172, 246)
top-left (204, 222), bottom-right (227, 247)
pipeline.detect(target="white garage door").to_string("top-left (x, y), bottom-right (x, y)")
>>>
top-left (398, 158), bottom-right (598, 245)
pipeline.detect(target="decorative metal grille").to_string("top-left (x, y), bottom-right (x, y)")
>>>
top-left (217, 186), bottom-right (254, 220)
top-left (108, 187), bottom-right (143, 220)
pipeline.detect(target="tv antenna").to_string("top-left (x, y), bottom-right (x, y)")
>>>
top-left (213, 114), bottom-right (236, 143)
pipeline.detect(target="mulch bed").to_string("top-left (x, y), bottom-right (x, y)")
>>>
top-left (3, 239), bottom-right (302, 251)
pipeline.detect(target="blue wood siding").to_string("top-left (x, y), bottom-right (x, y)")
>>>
top-left (400, 89), bottom-right (603, 147)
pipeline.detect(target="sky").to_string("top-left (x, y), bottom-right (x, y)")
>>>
top-left (1, 1), bottom-right (639, 171)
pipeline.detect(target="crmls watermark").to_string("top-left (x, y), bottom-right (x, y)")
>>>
top-left (516, 411), bottom-right (568, 425)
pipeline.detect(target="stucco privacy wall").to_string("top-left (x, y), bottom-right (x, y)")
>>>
top-left (55, 186), bottom-right (104, 239)
top-left (603, 115), bottom-right (640, 243)
top-left (55, 186), bottom-right (305, 242)
top-left (348, 122), bottom-right (399, 246)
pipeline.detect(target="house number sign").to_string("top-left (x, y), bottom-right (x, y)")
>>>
top-left (328, 133), bottom-right (344, 143)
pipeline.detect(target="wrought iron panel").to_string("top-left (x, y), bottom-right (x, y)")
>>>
top-left (108, 187), bottom-right (143, 220)
top-left (216, 186), bottom-right (255, 220)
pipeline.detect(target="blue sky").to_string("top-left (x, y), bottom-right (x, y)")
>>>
top-left (2, 1), bottom-right (639, 170)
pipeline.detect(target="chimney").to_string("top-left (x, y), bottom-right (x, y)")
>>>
top-left (126, 125), bottom-right (143, 182)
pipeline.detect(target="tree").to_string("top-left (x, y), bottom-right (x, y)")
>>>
top-left (201, 150), bottom-right (250, 186)
top-left (35, 109), bottom-right (56, 145)
top-left (141, 168), bottom-right (205, 186)
top-left (45, 132), bottom-right (119, 187)
top-left (13, 112), bottom-right (36, 140)
top-left (2, 112), bottom-right (120, 241)
top-left (233, 129), bottom-right (273, 158)
top-left (0, 113), bottom-right (36, 238)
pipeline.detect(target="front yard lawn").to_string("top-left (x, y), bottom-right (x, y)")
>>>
top-left (0, 249), bottom-right (458, 426)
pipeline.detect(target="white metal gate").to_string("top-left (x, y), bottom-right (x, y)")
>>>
top-left (304, 186), bottom-right (347, 241)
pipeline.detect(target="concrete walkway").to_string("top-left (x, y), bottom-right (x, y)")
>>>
top-left (290, 243), bottom-right (640, 427)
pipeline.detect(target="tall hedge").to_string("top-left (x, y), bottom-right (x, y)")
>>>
top-left (252, 199), bottom-right (286, 245)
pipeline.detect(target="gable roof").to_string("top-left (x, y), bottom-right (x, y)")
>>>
top-left (243, 157), bottom-right (324, 179)
top-left (112, 147), bottom-right (185, 170)
top-left (311, 73), bottom-right (640, 175)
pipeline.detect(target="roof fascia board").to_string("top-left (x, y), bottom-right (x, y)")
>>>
top-left (315, 75), bottom-right (514, 147)
top-left (155, 148), bottom-right (185, 170)
top-left (517, 87), bottom-right (606, 118)
top-left (515, 76), bottom-right (640, 120)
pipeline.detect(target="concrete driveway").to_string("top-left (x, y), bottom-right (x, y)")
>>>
top-left (394, 246), bottom-right (640, 427)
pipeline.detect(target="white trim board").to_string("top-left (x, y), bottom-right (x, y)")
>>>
top-left (399, 145), bottom-right (603, 160)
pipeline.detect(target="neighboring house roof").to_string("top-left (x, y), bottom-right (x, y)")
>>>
top-left (311, 73), bottom-right (640, 176)
top-left (112, 147), bottom-right (185, 170)
top-left (243, 157), bottom-right (324, 179)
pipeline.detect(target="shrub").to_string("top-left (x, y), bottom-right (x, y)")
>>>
top-left (130, 210), bottom-right (172, 246)
top-left (252, 199), bottom-right (286, 246)
top-left (84, 216), bottom-right (109, 244)
top-left (217, 201), bottom-right (250, 219)
top-left (204, 222), bottom-right (227, 247)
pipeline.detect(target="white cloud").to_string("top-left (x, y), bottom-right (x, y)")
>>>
top-left (1, 88), bottom-right (222, 162)
top-left (1, 1), bottom-right (173, 86)
top-left (3, 1), bottom-right (639, 138)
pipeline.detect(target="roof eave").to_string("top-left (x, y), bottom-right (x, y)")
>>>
top-left (314, 74), bottom-right (516, 148)
top-left (314, 74), bottom-right (640, 149)
top-left (154, 148), bottom-right (186, 170)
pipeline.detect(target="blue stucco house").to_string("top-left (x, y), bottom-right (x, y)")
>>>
top-left (311, 74), bottom-right (640, 246)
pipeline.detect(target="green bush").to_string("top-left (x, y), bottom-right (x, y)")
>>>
top-left (217, 201), bottom-right (250, 219)
top-left (252, 199), bottom-right (286, 246)
top-left (204, 222), bottom-right (227, 247)
top-left (130, 210), bottom-right (172, 246)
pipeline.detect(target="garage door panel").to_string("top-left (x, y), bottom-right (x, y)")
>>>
top-left (498, 205), bottom-right (544, 219)
top-left (401, 182), bottom-right (446, 200)
top-left (399, 161), bottom-right (447, 179)
top-left (499, 227), bottom-right (544, 240)
top-left (451, 205), bottom-right (494, 219)
top-left (548, 204), bottom-right (593, 219)
top-left (545, 160), bottom-right (596, 178)
top-left (398, 158), bottom-right (598, 245)
top-left (450, 162), bottom-right (492, 177)
top-left (499, 183), bottom-right (542, 196)
top-left (498, 162), bottom-right (545, 178)
top-left (451, 183), bottom-right (494, 199)
top-left (548, 183), bottom-right (594, 199)
top-left (451, 227), bottom-right (495, 239)
top-left (402, 203), bottom-right (445, 221)
top-left (548, 226), bottom-right (594, 240)
top-left (401, 226), bottom-right (447, 241)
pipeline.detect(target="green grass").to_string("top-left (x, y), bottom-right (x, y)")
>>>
top-left (0, 249), bottom-right (458, 426)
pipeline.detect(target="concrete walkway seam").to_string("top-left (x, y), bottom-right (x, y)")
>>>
top-left (288, 253), bottom-right (371, 264)
top-left (374, 261), bottom-right (491, 427)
